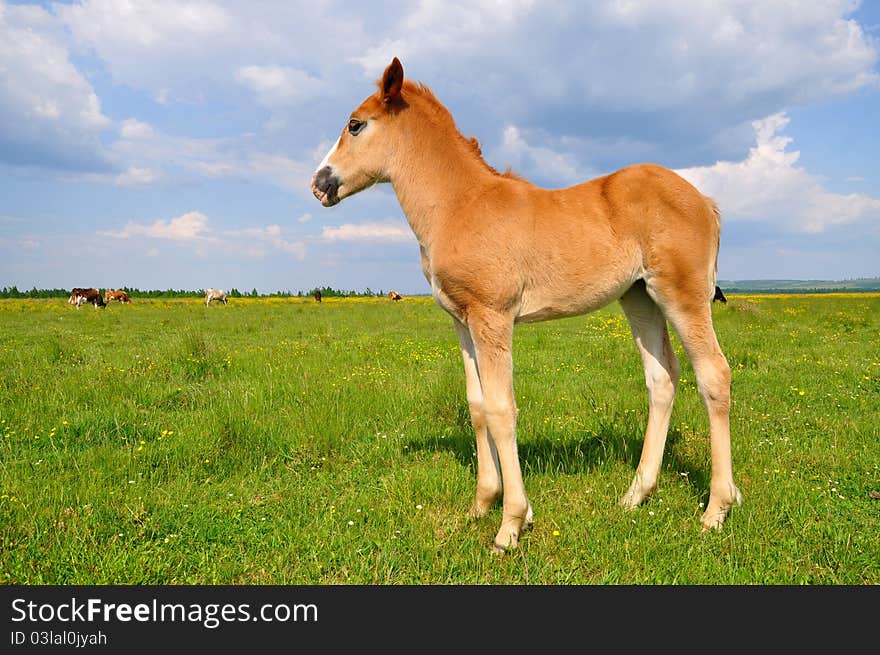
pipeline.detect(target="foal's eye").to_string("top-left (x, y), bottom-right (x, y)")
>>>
top-left (348, 119), bottom-right (365, 135)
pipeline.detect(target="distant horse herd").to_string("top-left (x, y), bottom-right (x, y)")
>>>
top-left (66, 287), bottom-right (404, 308)
top-left (67, 287), bottom-right (129, 308)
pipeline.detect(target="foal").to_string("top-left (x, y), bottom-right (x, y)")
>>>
top-left (311, 58), bottom-right (741, 552)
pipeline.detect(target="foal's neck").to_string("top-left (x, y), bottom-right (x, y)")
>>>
top-left (390, 126), bottom-right (496, 248)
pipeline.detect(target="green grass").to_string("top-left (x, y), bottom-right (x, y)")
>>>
top-left (1, 294), bottom-right (878, 584)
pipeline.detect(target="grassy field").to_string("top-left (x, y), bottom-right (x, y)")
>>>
top-left (0, 293), bottom-right (877, 584)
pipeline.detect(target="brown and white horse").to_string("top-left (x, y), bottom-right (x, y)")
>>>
top-left (105, 289), bottom-right (132, 304)
top-left (311, 58), bottom-right (741, 552)
top-left (69, 287), bottom-right (106, 309)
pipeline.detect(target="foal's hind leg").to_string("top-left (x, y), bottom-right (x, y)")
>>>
top-left (618, 282), bottom-right (681, 509)
top-left (652, 285), bottom-right (742, 530)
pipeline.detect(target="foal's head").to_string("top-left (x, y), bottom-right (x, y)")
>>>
top-left (310, 57), bottom-right (408, 207)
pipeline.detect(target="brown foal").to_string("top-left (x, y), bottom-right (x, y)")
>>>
top-left (311, 58), bottom-right (741, 552)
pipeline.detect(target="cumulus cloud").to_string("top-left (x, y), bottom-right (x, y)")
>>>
top-left (490, 125), bottom-right (589, 185)
top-left (6, 0), bottom-right (876, 185)
top-left (676, 113), bottom-right (880, 233)
top-left (98, 211), bottom-right (307, 259)
top-left (222, 224), bottom-right (306, 259)
top-left (0, 1), bottom-right (111, 170)
top-left (61, 0), bottom-right (230, 48)
top-left (114, 167), bottom-right (160, 187)
top-left (234, 65), bottom-right (324, 107)
top-left (49, 1), bottom-right (878, 161)
top-left (56, 0), bottom-right (233, 103)
top-left (53, 0), bottom-right (363, 111)
top-left (353, 0), bottom-right (535, 77)
top-left (119, 119), bottom-right (155, 140)
top-left (107, 119), bottom-right (317, 194)
top-left (2, 0), bottom-right (878, 289)
top-left (98, 211), bottom-right (214, 241)
top-left (352, 1), bottom-right (879, 167)
top-left (321, 221), bottom-right (414, 242)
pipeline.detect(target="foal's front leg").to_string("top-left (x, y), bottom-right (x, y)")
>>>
top-left (453, 320), bottom-right (501, 518)
top-left (467, 313), bottom-right (532, 552)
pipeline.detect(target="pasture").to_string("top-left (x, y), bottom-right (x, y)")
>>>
top-left (0, 294), bottom-right (877, 584)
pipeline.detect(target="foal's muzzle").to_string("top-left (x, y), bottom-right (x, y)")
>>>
top-left (311, 166), bottom-right (340, 207)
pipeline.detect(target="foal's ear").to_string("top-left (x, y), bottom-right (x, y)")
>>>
top-left (381, 57), bottom-right (404, 103)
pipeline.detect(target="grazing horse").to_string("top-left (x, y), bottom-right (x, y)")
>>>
top-left (105, 289), bottom-right (132, 304)
top-left (313, 289), bottom-right (323, 302)
top-left (205, 288), bottom-right (228, 306)
top-left (388, 290), bottom-right (403, 301)
top-left (311, 57), bottom-right (740, 552)
top-left (68, 288), bottom-right (89, 305)
top-left (69, 288), bottom-right (105, 309)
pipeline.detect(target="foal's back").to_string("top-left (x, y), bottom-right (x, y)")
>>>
top-left (436, 161), bottom-right (720, 322)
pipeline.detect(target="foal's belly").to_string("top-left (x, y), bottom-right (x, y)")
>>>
top-left (515, 278), bottom-right (636, 324)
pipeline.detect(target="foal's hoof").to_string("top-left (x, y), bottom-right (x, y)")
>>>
top-left (491, 504), bottom-right (533, 555)
top-left (700, 485), bottom-right (743, 531)
top-left (467, 489), bottom-right (501, 519)
top-left (467, 503), bottom-right (490, 520)
top-left (619, 473), bottom-right (656, 510)
top-left (491, 532), bottom-right (521, 555)
top-left (492, 540), bottom-right (512, 555)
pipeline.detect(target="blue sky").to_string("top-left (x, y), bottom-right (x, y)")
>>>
top-left (1, 1), bottom-right (878, 295)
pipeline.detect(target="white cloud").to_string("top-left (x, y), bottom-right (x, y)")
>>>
top-left (0, 1), bottom-right (110, 169)
top-left (114, 167), bottom-right (160, 187)
top-left (98, 211), bottom-right (214, 241)
top-left (61, 0), bottom-right (230, 48)
top-left (222, 224), bottom-right (306, 260)
top-left (355, 2), bottom-right (877, 114)
top-left (12, 0), bottom-right (873, 186)
top-left (119, 119), bottom-right (155, 140)
top-left (234, 65), bottom-right (324, 107)
top-left (50, 1), bottom-right (878, 152)
top-left (106, 118), bottom-right (318, 194)
top-left (353, 0), bottom-right (535, 77)
top-left (321, 221), bottom-right (414, 242)
top-left (490, 125), bottom-right (588, 185)
top-left (53, 0), bottom-right (353, 109)
top-left (57, 0), bottom-right (232, 101)
top-left (244, 152), bottom-right (315, 193)
top-left (676, 113), bottom-right (880, 233)
top-left (98, 211), bottom-right (306, 259)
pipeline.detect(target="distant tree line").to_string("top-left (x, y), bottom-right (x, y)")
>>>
top-left (0, 285), bottom-right (390, 299)
top-left (718, 277), bottom-right (880, 293)
top-left (722, 288), bottom-right (880, 295)
top-left (304, 286), bottom-right (387, 298)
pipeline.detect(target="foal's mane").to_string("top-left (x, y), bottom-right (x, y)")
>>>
top-left (388, 79), bottom-right (521, 180)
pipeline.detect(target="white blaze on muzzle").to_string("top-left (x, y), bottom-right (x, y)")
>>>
top-left (316, 137), bottom-right (340, 172)
top-left (311, 137), bottom-right (342, 206)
